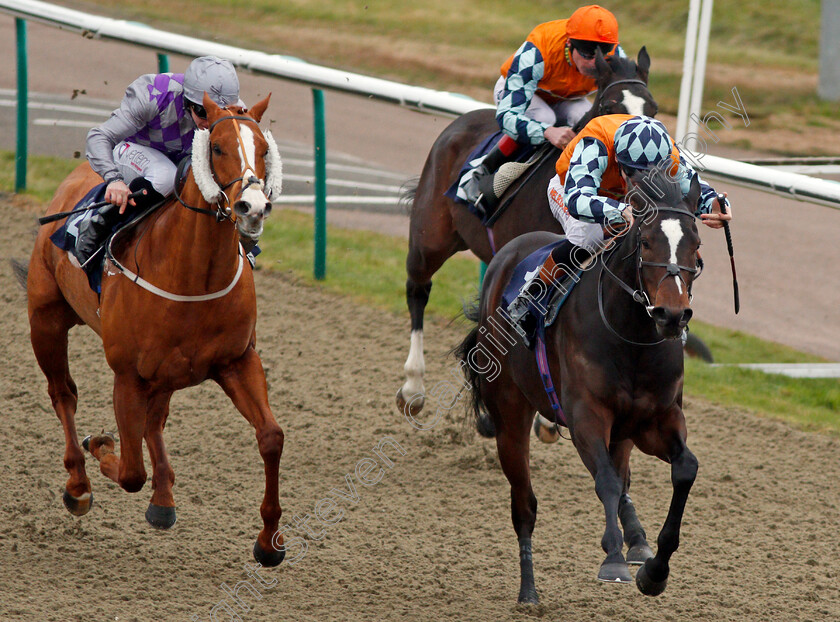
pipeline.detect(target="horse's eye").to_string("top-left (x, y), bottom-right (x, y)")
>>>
top-left (641, 238), bottom-right (651, 249)
top-left (212, 143), bottom-right (223, 156)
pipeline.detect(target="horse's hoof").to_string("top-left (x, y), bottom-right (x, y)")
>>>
top-left (516, 588), bottom-right (539, 605)
top-left (533, 414), bottom-right (560, 443)
top-left (81, 435), bottom-right (92, 452)
top-left (145, 503), bottom-right (177, 529)
top-left (636, 561), bottom-right (668, 596)
top-left (626, 543), bottom-right (654, 565)
top-left (62, 490), bottom-right (93, 516)
top-left (597, 561), bottom-right (632, 583)
top-left (395, 388), bottom-right (424, 417)
top-left (253, 539), bottom-right (285, 567)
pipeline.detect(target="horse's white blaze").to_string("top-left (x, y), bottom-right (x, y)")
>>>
top-left (236, 125), bottom-right (271, 240)
top-left (402, 329), bottom-right (425, 398)
top-left (661, 218), bottom-right (684, 295)
top-left (621, 89), bottom-right (646, 117)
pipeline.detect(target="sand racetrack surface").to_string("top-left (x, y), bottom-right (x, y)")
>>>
top-left (1, 196), bottom-right (839, 621)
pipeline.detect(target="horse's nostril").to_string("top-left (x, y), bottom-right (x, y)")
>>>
top-left (680, 308), bottom-right (693, 327)
top-left (233, 201), bottom-right (250, 217)
top-left (651, 307), bottom-right (669, 326)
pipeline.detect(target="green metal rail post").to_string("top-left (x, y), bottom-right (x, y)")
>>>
top-left (157, 53), bottom-right (170, 73)
top-left (15, 18), bottom-right (28, 192)
top-left (313, 89), bottom-right (327, 280)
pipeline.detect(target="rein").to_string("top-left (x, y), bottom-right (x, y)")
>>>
top-left (597, 207), bottom-right (701, 347)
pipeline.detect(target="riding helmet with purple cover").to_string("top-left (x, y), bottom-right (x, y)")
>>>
top-left (183, 56), bottom-right (240, 106)
top-left (613, 116), bottom-right (673, 169)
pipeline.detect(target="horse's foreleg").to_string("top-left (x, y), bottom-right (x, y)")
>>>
top-left (213, 346), bottom-right (284, 568)
top-left (396, 279), bottom-right (432, 416)
top-left (610, 440), bottom-right (653, 565)
top-left (30, 301), bottom-right (91, 516)
top-left (144, 392), bottom-right (176, 529)
top-left (494, 403), bottom-right (539, 604)
top-left (86, 372), bottom-right (148, 493)
top-left (575, 429), bottom-right (632, 584)
top-left (636, 431), bottom-right (698, 597)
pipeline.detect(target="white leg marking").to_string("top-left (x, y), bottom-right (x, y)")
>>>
top-left (402, 329), bottom-right (425, 396)
top-left (621, 89), bottom-right (647, 117)
top-left (661, 218), bottom-right (685, 295)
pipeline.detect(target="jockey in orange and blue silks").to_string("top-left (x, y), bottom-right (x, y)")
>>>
top-left (460, 5), bottom-right (626, 208)
top-left (505, 114), bottom-right (733, 328)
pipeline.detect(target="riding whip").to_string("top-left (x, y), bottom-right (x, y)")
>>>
top-left (717, 193), bottom-right (739, 314)
top-left (38, 189), bottom-right (147, 225)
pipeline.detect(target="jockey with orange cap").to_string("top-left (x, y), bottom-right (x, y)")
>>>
top-left (460, 5), bottom-right (625, 208)
top-left (505, 114), bottom-right (733, 333)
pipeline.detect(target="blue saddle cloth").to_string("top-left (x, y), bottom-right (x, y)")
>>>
top-left (49, 183), bottom-right (114, 293)
top-left (502, 239), bottom-right (583, 345)
top-left (444, 130), bottom-right (536, 220)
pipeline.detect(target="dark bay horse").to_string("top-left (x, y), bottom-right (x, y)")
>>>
top-left (456, 168), bottom-right (703, 602)
top-left (24, 94), bottom-right (287, 566)
top-left (397, 48), bottom-right (658, 416)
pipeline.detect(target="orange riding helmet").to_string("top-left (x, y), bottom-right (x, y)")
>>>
top-left (566, 5), bottom-right (619, 44)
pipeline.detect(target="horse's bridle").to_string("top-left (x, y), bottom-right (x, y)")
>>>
top-left (598, 207), bottom-right (702, 346)
top-left (175, 112), bottom-right (266, 222)
top-left (594, 78), bottom-right (651, 115)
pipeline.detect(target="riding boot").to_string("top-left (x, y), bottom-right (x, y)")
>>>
top-left (506, 241), bottom-right (590, 330)
top-left (75, 202), bottom-right (125, 267)
top-left (461, 134), bottom-right (521, 213)
top-left (75, 178), bottom-right (164, 266)
top-left (127, 177), bottom-right (165, 210)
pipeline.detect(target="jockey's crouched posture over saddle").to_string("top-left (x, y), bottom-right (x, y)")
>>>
top-left (76, 56), bottom-right (244, 265)
top-left (459, 5), bottom-right (626, 213)
top-left (506, 114), bottom-right (733, 333)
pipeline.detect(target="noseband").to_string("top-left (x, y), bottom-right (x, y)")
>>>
top-left (175, 113), bottom-right (266, 222)
top-left (598, 207), bottom-right (702, 346)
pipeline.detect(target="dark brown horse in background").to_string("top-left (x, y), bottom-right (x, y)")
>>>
top-left (457, 167), bottom-right (703, 603)
top-left (397, 49), bottom-right (657, 416)
top-left (23, 94), bottom-right (287, 566)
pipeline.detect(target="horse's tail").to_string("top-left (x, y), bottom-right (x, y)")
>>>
top-left (454, 299), bottom-right (497, 439)
top-left (10, 259), bottom-right (28, 291)
top-left (399, 177), bottom-right (419, 216)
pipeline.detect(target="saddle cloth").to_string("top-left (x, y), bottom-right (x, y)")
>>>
top-left (501, 239), bottom-right (584, 346)
top-left (444, 131), bottom-right (537, 223)
top-left (49, 183), bottom-right (113, 293)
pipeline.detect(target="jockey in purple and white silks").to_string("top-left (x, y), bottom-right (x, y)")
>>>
top-left (77, 56), bottom-right (242, 265)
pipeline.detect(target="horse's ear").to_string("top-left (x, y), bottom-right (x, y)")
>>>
top-left (594, 48), bottom-right (610, 81)
top-left (687, 172), bottom-right (702, 209)
top-left (247, 93), bottom-right (271, 123)
top-left (202, 92), bottom-right (222, 121)
top-left (637, 46), bottom-right (651, 83)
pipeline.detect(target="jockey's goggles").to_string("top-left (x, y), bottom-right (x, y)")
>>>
top-left (570, 39), bottom-right (615, 60)
top-left (186, 99), bottom-right (208, 120)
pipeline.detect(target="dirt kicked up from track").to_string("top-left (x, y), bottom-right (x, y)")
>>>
top-left (1, 196), bottom-right (838, 622)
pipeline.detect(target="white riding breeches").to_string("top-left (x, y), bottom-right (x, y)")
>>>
top-left (547, 174), bottom-right (605, 252)
top-left (494, 76), bottom-right (592, 128)
top-left (112, 141), bottom-right (177, 195)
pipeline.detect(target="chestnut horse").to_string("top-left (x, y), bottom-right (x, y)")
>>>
top-left (456, 168), bottom-right (703, 602)
top-left (397, 48), bottom-right (657, 417)
top-left (24, 93), bottom-right (287, 566)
